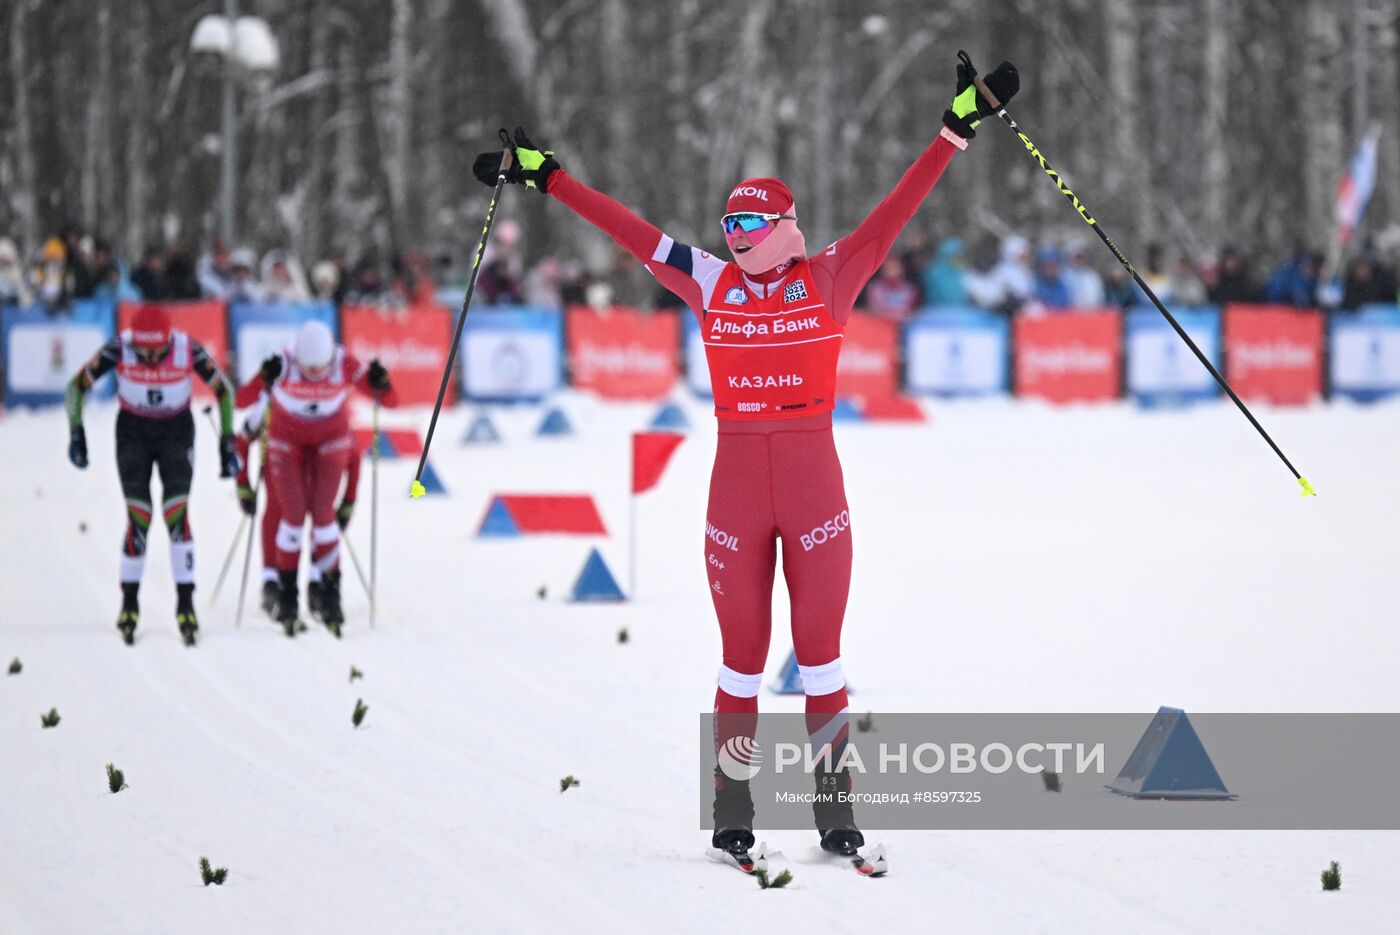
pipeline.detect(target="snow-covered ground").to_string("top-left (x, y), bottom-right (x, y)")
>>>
top-left (2, 393), bottom-right (1396, 933)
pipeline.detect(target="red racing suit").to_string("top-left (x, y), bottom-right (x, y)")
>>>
top-left (236, 348), bottom-right (395, 578)
top-left (235, 394), bottom-right (362, 582)
top-left (544, 125), bottom-right (966, 748)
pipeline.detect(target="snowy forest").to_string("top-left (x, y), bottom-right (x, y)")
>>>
top-left (1, 0), bottom-right (1395, 270)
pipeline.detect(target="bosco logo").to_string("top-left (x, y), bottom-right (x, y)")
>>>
top-left (800, 509), bottom-right (850, 552)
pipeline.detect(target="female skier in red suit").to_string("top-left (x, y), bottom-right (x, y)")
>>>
top-left (475, 57), bottom-right (1018, 861)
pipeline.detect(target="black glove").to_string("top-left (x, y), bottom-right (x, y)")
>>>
top-left (259, 354), bottom-right (283, 385)
top-left (68, 425), bottom-right (88, 469)
top-left (337, 499), bottom-right (355, 530)
top-left (943, 55), bottom-right (1019, 140)
top-left (237, 482), bottom-right (257, 516)
top-left (472, 127), bottom-right (560, 193)
top-left (219, 433), bottom-right (241, 478)
top-left (366, 359), bottom-right (391, 392)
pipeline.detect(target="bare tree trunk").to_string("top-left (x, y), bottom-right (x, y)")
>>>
top-left (332, 32), bottom-right (366, 256)
top-left (303, 0), bottom-right (332, 259)
top-left (1202, 0), bottom-right (1230, 249)
top-left (811, 3), bottom-right (836, 247)
top-left (9, 0), bottom-right (39, 253)
top-left (601, 0), bottom-right (633, 198)
top-left (386, 0), bottom-right (413, 243)
top-left (1374, 0), bottom-right (1400, 232)
top-left (1304, 0), bottom-right (1345, 248)
top-left (82, 0), bottom-right (113, 231)
top-left (1103, 0), bottom-right (1149, 241)
top-left (123, 0), bottom-right (150, 257)
top-left (422, 0), bottom-right (450, 250)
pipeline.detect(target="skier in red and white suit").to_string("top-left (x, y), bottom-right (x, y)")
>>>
top-left (233, 392), bottom-right (363, 620)
top-left (235, 320), bottom-right (395, 633)
top-left (474, 59), bottom-right (1019, 856)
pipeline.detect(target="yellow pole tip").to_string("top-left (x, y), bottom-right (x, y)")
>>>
top-left (410, 480), bottom-right (426, 499)
top-left (1299, 477), bottom-right (1317, 497)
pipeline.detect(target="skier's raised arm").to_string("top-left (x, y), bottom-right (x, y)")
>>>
top-left (812, 60), bottom-right (1020, 322)
top-left (472, 128), bottom-right (720, 315)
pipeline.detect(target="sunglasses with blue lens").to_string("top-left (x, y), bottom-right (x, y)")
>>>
top-left (721, 212), bottom-right (793, 235)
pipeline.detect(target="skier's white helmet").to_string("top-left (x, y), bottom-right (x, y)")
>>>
top-left (293, 319), bottom-right (335, 375)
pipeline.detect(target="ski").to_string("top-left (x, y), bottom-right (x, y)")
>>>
top-left (179, 625), bottom-right (198, 647)
top-left (825, 843), bottom-right (888, 877)
top-left (706, 840), bottom-right (769, 875)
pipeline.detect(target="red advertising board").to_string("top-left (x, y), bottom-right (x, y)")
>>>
top-left (341, 304), bottom-right (454, 407)
top-left (567, 306), bottom-right (680, 399)
top-left (1223, 305), bottom-right (1323, 405)
top-left (836, 312), bottom-right (900, 401)
top-left (1013, 310), bottom-right (1122, 403)
top-left (118, 300), bottom-right (228, 399)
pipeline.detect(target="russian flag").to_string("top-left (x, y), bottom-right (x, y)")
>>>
top-left (1335, 128), bottom-right (1380, 246)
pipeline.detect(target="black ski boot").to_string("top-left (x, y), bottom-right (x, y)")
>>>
top-left (276, 570), bottom-right (300, 638)
top-left (814, 768), bottom-right (866, 855)
top-left (175, 583), bottom-right (199, 647)
top-left (307, 578), bottom-right (324, 620)
top-left (318, 571), bottom-right (344, 638)
top-left (260, 579), bottom-right (280, 619)
top-left (116, 583), bottom-right (139, 645)
top-left (711, 766), bottom-right (756, 855)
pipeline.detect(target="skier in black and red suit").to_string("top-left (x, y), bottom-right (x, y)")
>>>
top-left (65, 304), bottom-right (241, 645)
top-left (472, 56), bottom-right (1019, 860)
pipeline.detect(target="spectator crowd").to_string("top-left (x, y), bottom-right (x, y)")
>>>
top-left (3, 220), bottom-right (1398, 320)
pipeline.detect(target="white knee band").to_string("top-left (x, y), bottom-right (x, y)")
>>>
top-left (120, 554), bottom-right (145, 584)
top-left (799, 658), bottom-right (846, 696)
top-left (276, 521), bottom-right (304, 553)
top-left (312, 522), bottom-right (340, 545)
top-left (169, 541), bottom-right (195, 584)
top-left (718, 665), bottom-right (763, 699)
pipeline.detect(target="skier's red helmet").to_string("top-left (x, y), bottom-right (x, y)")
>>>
top-left (130, 305), bottom-right (172, 363)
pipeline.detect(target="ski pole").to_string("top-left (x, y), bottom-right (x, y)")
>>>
top-left (202, 405), bottom-right (255, 602)
top-left (411, 128), bottom-right (515, 499)
top-left (341, 530), bottom-right (372, 599)
top-left (370, 398), bottom-right (380, 630)
top-left (959, 50), bottom-right (1315, 497)
top-left (235, 407), bottom-right (270, 628)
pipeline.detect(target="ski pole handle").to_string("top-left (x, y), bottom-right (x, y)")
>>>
top-left (497, 128), bottom-right (514, 178)
top-left (958, 50), bottom-right (1004, 112)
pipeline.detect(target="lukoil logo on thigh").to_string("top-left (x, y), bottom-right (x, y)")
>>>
top-left (800, 509), bottom-right (850, 552)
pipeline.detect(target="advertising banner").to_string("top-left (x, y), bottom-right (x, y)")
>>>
top-left (118, 300), bottom-right (228, 399)
top-left (1124, 307), bottom-right (1221, 407)
top-left (836, 312), bottom-right (900, 401)
top-left (1222, 304), bottom-right (1323, 405)
top-left (228, 300), bottom-right (338, 384)
top-left (2, 300), bottom-right (115, 406)
top-left (566, 306), bottom-right (680, 399)
top-left (342, 304), bottom-right (454, 407)
top-left (459, 307), bottom-right (563, 402)
top-left (1329, 305), bottom-right (1400, 402)
top-left (905, 307), bottom-right (1010, 396)
top-left (682, 311), bottom-right (711, 397)
top-left (1013, 310), bottom-right (1122, 403)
